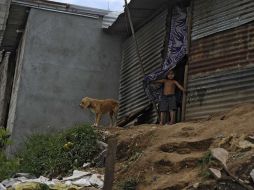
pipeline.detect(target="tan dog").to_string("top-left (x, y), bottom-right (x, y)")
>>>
top-left (80, 97), bottom-right (119, 127)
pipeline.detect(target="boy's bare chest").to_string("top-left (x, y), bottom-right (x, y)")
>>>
top-left (164, 80), bottom-right (175, 88)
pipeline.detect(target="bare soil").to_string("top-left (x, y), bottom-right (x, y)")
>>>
top-left (102, 103), bottom-right (254, 190)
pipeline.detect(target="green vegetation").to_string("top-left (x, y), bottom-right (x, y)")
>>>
top-left (119, 178), bottom-right (139, 190)
top-left (198, 151), bottom-right (213, 178)
top-left (0, 124), bottom-right (99, 181)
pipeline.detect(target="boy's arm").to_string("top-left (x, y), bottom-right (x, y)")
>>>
top-left (174, 81), bottom-right (186, 93)
top-left (152, 79), bottom-right (166, 84)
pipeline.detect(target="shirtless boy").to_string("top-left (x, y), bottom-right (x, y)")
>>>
top-left (154, 70), bottom-right (186, 125)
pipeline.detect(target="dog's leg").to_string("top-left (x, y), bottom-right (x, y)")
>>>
top-left (95, 113), bottom-right (102, 127)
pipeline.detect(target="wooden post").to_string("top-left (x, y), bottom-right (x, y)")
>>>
top-left (181, 0), bottom-right (194, 121)
top-left (103, 137), bottom-right (117, 190)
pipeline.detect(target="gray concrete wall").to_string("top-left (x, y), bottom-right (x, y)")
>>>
top-left (7, 8), bottom-right (122, 153)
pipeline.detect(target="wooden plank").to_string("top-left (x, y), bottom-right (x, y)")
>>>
top-left (103, 137), bottom-right (117, 190)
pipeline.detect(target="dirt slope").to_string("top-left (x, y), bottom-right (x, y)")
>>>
top-left (106, 103), bottom-right (254, 190)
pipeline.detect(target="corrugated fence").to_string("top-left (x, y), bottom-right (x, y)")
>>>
top-left (186, 0), bottom-right (254, 120)
top-left (118, 10), bottom-right (168, 122)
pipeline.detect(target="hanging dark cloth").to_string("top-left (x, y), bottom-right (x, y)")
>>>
top-left (143, 6), bottom-right (188, 103)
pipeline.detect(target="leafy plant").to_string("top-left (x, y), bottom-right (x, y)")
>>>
top-left (18, 124), bottom-right (99, 177)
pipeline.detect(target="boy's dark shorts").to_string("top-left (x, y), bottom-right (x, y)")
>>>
top-left (159, 94), bottom-right (177, 112)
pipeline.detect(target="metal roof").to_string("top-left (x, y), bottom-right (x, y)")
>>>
top-left (1, 0), bottom-right (119, 51)
top-left (0, 0), bottom-right (11, 47)
top-left (107, 0), bottom-right (188, 34)
top-left (12, 0), bottom-right (111, 17)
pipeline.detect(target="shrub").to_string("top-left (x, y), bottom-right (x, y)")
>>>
top-left (0, 152), bottom-right (20, 181)
top-left (18, 124), bottom-right (99, 177)
top-left (0, 128), bottom-right (11, 150)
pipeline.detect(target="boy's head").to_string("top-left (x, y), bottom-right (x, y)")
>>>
top-left (167, 70), bottom-right (175, 80)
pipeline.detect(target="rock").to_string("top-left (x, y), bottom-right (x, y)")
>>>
top-left (211, 148), bottom-right (229, 168)
top-left (193, 183), bottom-right (199, 188)
top-left (238, 140), bottom-right (254, 150)
top-left (250, 169), bottom-right (254, 183)
top-left (62, 170), bottom-right (91, 181)
top-left (209, 168), bottom-right (222, 179)
top-left (89, 174), bottom-right (104, 189)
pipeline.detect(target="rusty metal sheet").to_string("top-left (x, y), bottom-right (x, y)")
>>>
top-left (192, 0), bottom-right (254, 40)
top-left (186, 65), bottom-right (254, 120)
top-left (189, 21), bottom-right (254, 76)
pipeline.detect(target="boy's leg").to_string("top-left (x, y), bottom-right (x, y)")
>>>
top-left (160, 112), bottom-right (165, 125)
top-left (169, 111), bottom-right (176, 125)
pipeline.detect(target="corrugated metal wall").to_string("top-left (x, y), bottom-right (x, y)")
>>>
top-left (186, 0), bottom-right (254, 120)
top-left (186, 65), bottom-right (254, 119)
top-left (192, 0), bottom-right (254, 40)
top-left (118, 10), bottom-right (168, 122)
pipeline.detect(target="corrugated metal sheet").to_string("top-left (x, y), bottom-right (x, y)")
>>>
top-left (102, 12), bottom-right (120, 29)
top-left (107, 0), bottom-right (181, 34)
top-left (189, 21), bottom-right (254, 76)
top-left (186, 65), bottom-right (254, 120)
top-left (118, 10), bottom-right (168, 121)
top-left (192, 0), bottom-right (254, 40)
top-left (0, 0), bottom-right (11, 47)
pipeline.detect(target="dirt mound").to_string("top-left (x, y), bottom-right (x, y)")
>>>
top-left (107, 103), bottom-right (254, 190)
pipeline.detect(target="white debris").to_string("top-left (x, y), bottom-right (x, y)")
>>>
top-left (72, 176), bottom-right (91, 187)
top-left (0, 183), bottom-right (6, 190)
top-left (62, 170), bottom-right (91, 181)
top-left (83, 163), bottom-right (91, 168)
top-left (89, 174), bottom-right (104, 189)
top-left (250, 169), bottom-right (254, 183)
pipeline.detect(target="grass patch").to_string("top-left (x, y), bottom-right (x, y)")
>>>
top-left (18, 124), bottom-right (99, 177)
top-left (198, 151), bottom-right (213, 178)
top-left (119, 178), bottom-right (139, 190)
top-left (0, 153), bottom-right (20, 181)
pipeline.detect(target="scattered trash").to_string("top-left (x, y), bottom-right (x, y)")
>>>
top-left (1, 170), bottom-right (104, 190)
top-left (62, 170), bottom-right (91, 181)
top-left (0, 183), bottom-right (6, 190)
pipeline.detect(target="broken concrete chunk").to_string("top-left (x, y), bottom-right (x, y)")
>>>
top-left (209, 168), bottom-right (222, 179)
top-left (250, 169), bottom-right (254, 183)
top-left (211, 148), bottom-right (229, 168)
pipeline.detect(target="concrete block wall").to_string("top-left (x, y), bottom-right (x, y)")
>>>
top-left (7, 8), bottom-right (122, 153)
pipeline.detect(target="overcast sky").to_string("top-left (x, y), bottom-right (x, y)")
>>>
top-left (49, 0), bottom-right (130, 11)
